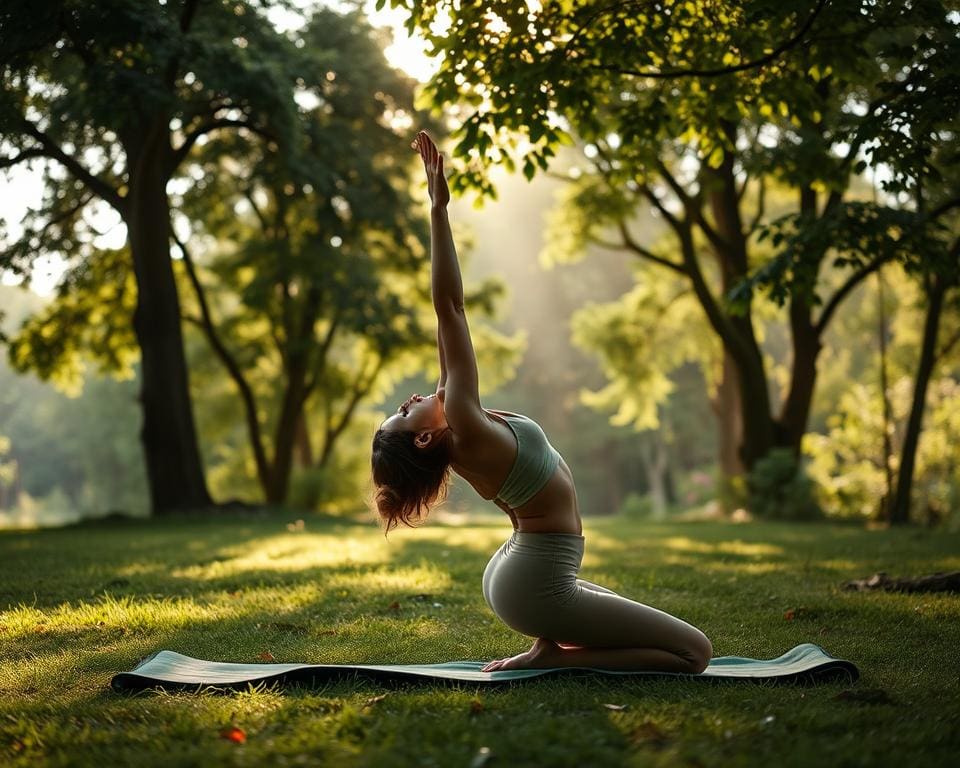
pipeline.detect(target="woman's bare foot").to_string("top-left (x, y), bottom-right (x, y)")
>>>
top-left (481, 638), bottom-right (562, 672)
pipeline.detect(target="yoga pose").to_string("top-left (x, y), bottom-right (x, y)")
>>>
top-left (371, 131), bottom-right (712, 674)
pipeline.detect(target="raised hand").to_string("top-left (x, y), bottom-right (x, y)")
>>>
top-left (411, 130), bottom-right (450, 209)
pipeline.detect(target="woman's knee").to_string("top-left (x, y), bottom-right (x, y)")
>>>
top-left (686, 632), bottom-right (713, 674)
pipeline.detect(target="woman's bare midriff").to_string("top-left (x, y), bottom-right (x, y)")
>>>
top-left (504, 457), bottom-right (582, 535)
top-left (450, 409), bottom-right (582, 535)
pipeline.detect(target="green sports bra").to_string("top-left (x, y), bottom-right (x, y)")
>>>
top-left (491, 411), bottom-right (562, 509)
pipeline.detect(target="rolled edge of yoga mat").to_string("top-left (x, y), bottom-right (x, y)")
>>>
top-left (110, 642), bottom-right (859, 693)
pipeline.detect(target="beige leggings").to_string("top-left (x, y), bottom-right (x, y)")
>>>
top-left (482, 532), bottom-right (711, 664)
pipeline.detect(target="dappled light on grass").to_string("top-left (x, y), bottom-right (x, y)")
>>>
top-left (661, 537), bottom-right (785, 558)
top-left (390, 525), bottom-right (508, 557)
top-left (325, 565), bottom-right (453, 597)
top-left (0, 593), bottom-right (230, 641)
top-left (648, 552), bottom-right (788, 576)
top-left (169, 533), bottom-right (390, 581)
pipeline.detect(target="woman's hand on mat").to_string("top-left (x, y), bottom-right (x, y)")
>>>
top-left (411, 130), bottom-right (449, 209)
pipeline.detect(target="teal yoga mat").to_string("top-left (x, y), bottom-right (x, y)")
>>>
top-left (111, 643), bottom-right (858, 692)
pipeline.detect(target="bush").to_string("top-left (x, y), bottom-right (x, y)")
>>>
top-left (746, 448), bottom-right (822, 521)
top-left (617, 492), bottom-right (653, 518)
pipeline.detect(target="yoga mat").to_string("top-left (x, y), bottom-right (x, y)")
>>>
top-left (111, 642), bottom-right (858, 692)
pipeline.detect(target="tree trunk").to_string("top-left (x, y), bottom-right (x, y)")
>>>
top-left (889, 272), bottom-right (947, 525)
top-left (126, 122), bottom-right (211, 514)
top-left (639, 431), bottom-right (670, 520)
top-left (711, 348), bottom-right (745, 478)
top-left (294, 412), bottom-right (314, 467)
top-left (264, 358), bottom-right (310, 505)
top-left (877, 271), bottom-right (895, 522)
top-left (777, 294), bottom-right (823, 454)
top-left (704, 155), bottom-right (776, 470)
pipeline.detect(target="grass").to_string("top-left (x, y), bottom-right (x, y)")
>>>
top-left (1, 511), bottom-right (958, 767)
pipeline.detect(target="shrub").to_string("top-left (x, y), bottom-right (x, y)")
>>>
top-left (746, 448), bottom-right (822, 521)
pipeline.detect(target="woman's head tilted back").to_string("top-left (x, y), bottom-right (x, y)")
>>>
top-left (371, 393), bottom-right (451, 531)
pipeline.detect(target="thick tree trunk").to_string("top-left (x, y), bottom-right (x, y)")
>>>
top-left (889, 273), bottom-right (947, 525)
top-left (710, 348), bottom-right (745, 478)
top-left (778, 295), bottom-right (823, 454)
top-left (704, 156), bottom-right (776, 470)
top-left (126, 122), bottom-right (211, 514)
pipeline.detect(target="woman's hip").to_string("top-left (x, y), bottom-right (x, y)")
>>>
top-left (483, 531), bottom-right (585, 628)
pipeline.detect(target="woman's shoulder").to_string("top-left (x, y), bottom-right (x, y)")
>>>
top-left (485, 408), bottom-right (528, 422)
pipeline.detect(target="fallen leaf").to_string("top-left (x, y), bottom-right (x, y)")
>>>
top-left (603, 703), bottom-right (628, 711)
top-left (220, 726), bottom-right (246, 744)
top-left (258, 651), bottom-right (275, 662)
top-left (387, 601), bottom-right (400, 611)
top-left (784, 608), bottom-right (795, 620)
top-left (316, 629), bottom-right (337, 637)
top-left (363, 693), bottom-right (388, 708)
top-left (470, 700), bottom-right (485, 714)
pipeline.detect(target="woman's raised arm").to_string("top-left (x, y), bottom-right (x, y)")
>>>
top-left (413, 131), bottom-right (483, 429)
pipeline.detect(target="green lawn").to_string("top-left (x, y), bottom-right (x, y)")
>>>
top-left (1, 512), bottom-right (958, 767)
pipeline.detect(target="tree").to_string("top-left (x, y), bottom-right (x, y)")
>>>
top-left (753, 6), bottom-right (960, 523)
top-left (0, 0), bottom-right (302, 513)
top-left (388, 0), bottom-right (957, 512)
top-left (169, 9), bottom-right (522, 505)
top-left (167, 8), bottom-right (425, 504)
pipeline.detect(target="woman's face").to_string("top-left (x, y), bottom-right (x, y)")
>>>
top-left (380, 393), bottom-right (447, 434)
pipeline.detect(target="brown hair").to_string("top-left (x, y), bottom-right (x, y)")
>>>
top-left (371, 428), bottom-right (452, 532)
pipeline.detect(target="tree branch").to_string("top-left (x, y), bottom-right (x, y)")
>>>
top-left (20, 120), bottom-right (125, 215)
top-left (0, 148), bottom-right (47, 170)
top-left (928, 196), bottom-right (960, 222)
top-left (613, 220), bottom-right (687, 275)
top-left (572, 0), bottom-right (828, 79)
top-left (319, 354), bottom-right (385, 466)
top-left (658, 158), bottom-right (728, 252)
top-left (746, 176), bottom-right (766, 236)
top-left (936, 327), bottom-right (960, 365)
top-left (32, 192), bottom-right (95, 241)
top-left (243, 188), bottom-right (271, 234)
top-left (815, 252), bottom-right (895, 336)
top-left (303, 308), bottom-right (342, 397)
top-left (174, 233), bottom-right (273, 485)
top-left (639, 182), bottom-right (681, 234)
top-left (169, 117), bottom-right (277, 172)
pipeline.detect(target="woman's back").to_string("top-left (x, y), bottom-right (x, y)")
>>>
top-left (450, 409), bottom-right (582, 535)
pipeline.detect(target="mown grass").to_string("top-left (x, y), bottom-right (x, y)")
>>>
top-left (1, 511), bottom-right (958, 767)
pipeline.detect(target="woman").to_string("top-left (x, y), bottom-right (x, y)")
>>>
top-left (371, 131), bottom-right (712, 674)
